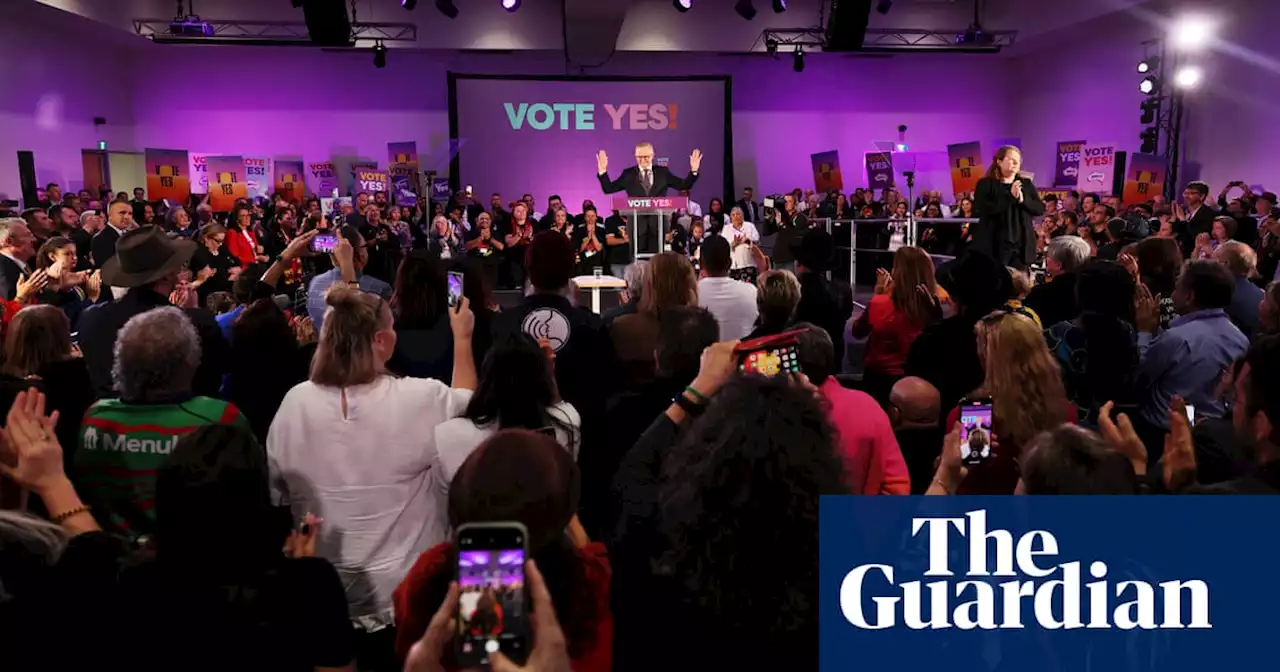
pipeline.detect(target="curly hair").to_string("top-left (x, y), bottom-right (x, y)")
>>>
top-left (657, 376), bottom-right (847, 665)
top-left (977, 312), bottom-right (1070, 446)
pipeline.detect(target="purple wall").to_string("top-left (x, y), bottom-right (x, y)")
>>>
top-left (1012, 0), bottom-right (1280, 193)
top-left (127, 46), bottom-right (1010, 199)
top-left (0, 3), bottom-right (135, 200)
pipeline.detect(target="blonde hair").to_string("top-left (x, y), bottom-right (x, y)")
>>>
top-left (976, 312), bottom-right (1069, 446)
top-left (310, 286), bottom-right (391, 387)
top-left (1007, 266), bottom-right (1032, 299)
top-left (889, 247), bottom-right (937, 325)
top-left (3, 305), bottom-right (72, 378)
top-left (640, 252), bottom-right (698, 314)
top-left (756, 269), bottom-right (802, 328)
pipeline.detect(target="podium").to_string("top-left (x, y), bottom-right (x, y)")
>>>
top-left (611, 196), bottom-right (688, 261)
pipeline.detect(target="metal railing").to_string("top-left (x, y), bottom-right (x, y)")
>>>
top-left (812, 216), bottom-right (979, 289)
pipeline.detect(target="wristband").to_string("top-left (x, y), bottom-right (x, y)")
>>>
top-left (52, 504), bottom-right (91, 524)
top-left (683, 386), bottom-right (709, 404)
top-left (672, 392), bottom-right (706, 417)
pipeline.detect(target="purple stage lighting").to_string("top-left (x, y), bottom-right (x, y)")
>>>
top-left (502, 0), bottom-right (521, 11)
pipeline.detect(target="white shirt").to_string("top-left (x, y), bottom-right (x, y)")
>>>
top-left (721, 221), bottom-right (760, 269)
top-left (699, 276), bottom-right (759, 340)
top-left (267, 375), bottom-right (473, 624)
top-left (434, 402), bottom-right (581, 491)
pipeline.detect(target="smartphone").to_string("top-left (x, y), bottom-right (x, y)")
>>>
top-left (1185, 404), bottom-right (1196, 424)
top-left (958, 398), bottom-right (994, 466)
top-left (734, 329), bottom-right (805, 377)
top-left (465, 184), bottom-right (474, 195)
top-left (456, 522), bottom-right (530, 668)
top-left (311, 233), bottom-right (338, 254)
top-left (447, 270), bottom-right (465, 307)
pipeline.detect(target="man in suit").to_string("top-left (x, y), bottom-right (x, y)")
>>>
top-left (736, 186), bottom-right (762, 225)
top-left (596, 141), bottom-right (702, 256)
top-left (0, 217), bottom-right (38, 300)
top-left (1174, 180), bottom-right (1218, 258)
top-left (92, 199), bottom-right (134, 268)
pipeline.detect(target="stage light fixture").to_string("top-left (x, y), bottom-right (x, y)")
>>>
top-left (877, 0), bottom-right (893, 14)
top-left (765, 37), bottom-right (778, 54)
top-left (735, 0), bottom-right (757, 20)
top-left (1140, 127), bottom-right (1158, 153)
top-left (674, 0), bottom-right (692, 12)
top-left (502, 0), bottom-right (521, 11)
top-left (793, 47), bottom-right (805, 72)
top-left (373, 43), bottom-right (387, 68)
top-left (1137, 57), bottom-right (1158, 74)
top-left (1140, 98), bottom-right (1159, 124)
top-left (435, 0), bottom-right (459, 19)
top-left (1139, 76), bottom-right (1159, 95)
top-left (1175, 65), bottom-right (1203, 89)
top-left (402, 0), bottom-right (417, 10)
top-left (773, 0), bottom-right (787, 12)
top-left (1172, 16), bottom-right (1213, 51)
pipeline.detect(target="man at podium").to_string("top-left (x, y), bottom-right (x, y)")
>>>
top-left (597, 142), bottom-right (702, 256)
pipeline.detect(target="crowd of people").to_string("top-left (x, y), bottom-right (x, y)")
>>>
top-left (1, 149), bottom-right (1278, 672)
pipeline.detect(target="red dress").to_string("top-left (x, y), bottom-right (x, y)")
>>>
top-left (225, 227), bottom-right (259, 266)
top-left (393, 541), bottom-right (614, 672)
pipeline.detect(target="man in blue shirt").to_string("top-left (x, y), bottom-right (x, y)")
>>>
top-left (1137, 260), bottom-right (1248, 432)
top-left (1215, 241), bottom-right (1264, 338)
top-left (306, 225), bottom-right (393, 333)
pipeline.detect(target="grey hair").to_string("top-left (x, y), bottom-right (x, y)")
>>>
top-left (0, 217), bottom-right (23, 246)
top-left (729, 206), bottom-right (745, 220)
top-left (0, 510), bottom-right (67, 602)
top-left (1045, 235), bottom-right (1091, 272)
top-left (625, 260), bottom-right (651, 294)
top-left (112, 307), bottom-right (201, 402)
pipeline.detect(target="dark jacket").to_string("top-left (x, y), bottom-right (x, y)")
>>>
top-left (0, 254), bottom-right (27, 301)
top-left (491, 293), bottom-right (614, 413)
top-left (77, 288), bottom-right (229, 398)
top-left (597, 165), bottom-right (697, 197)
top-left (904, 313), bottom-right (985, 412)
top-left (388, 310), bottom-right (493, 385)
top-left (90, 226), bottom-right (121, 268)
top-left (794, 270), bottom-right (852, 367)
top-left (1022, 271), bottom-right (1079, 329)
top-left (971, 176), bottom-right (1045, 269)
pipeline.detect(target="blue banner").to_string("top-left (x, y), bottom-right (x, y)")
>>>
top-left (391, 174), bottom-right (417, 207)
top-left (820, 496), bottom-right (1277, 671)
top-left (431, 177), bottom-right (452, 202)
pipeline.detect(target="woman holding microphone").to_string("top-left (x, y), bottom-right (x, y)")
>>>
top-left (972, 146), bottom-right (1045, 270)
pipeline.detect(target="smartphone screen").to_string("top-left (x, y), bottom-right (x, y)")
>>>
top-left (739, 343), bottom-right (801, 377)
top-left (447, 270), bottom-right (465, 307)
top-left (958, 400), bottom-right (994, 465)
top-left (1185, 404), bottom-right (1196, 424)
top-left (456, 523), bottom-right (529, 668)
top-left (311, 233), bottom-right (338, 254)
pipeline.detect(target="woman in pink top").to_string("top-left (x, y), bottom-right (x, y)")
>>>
top-left (795, 323), bottom-right (910, 494)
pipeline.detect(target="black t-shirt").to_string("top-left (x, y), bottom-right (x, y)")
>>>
top-left (54, 532), bottom-right (354, 672)
top-left (573, 223), bottom-right (607, 271)
top-left (190, 245), bottom-right (237, 303)
top-left (605, 215), bottom-right (633, 265)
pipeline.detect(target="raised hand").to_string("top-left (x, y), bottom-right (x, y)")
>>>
top-left (16, 269), bottom-right (49, 303)
top-left (1161, 396), bottom-right (1197, 491)
top-left (689, 148), bottom-right (703, 173)
top-left (284, 229), bottom-right (320, 260)
top-left (1134, 283), bottom-right (1160, 333)
top-left (596, 150), bottom-right (608, 174)
top-left (0, 389), bottom-right (66, 495)
top-left (1098, 400), bottom-right (1147, 476)
top-left (874, 268), bottom-right (893, 295)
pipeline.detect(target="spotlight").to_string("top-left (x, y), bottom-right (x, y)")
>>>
top-left (792, 47), bottom-right (805, 72)
top-left (501, 0), bottom-right (521, 11)
top-left (735, 0), bottom-right (757, 20)
top-left (773, 0), bottom-right (787, 12)
top-left (1171, 16), bottom-right (1213, 51)
top-left (673, 0), bottom-right (692, 12)
top-left (1140, 98), bottom-right (1159, 124)
top-left (373, 43), bottom-right (387, 68)
top-left (876, 0), bottom-right (892, 14)
top-left (435, 0), bottom-right (458, 19)
top-left (401, 0), bottom-right (416, 9)
top-left (765, 37), bottom-right (778, 54)
top-left (1175, 65), bottom-right (1203, 89)
top-left (1140, 127), bottom-right (1158, 154)
top-left (1137, 57), bottom-right (1158, 74)
top-left (1138, 76), bottom-right (1160, 95)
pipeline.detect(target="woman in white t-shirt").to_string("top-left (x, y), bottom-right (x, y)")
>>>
top-left (434, 333), bottom-right (580, 489)
top-left (722, 206), bottom-right (761, 284)
top-left (267, 277), bottom-right (478, 647)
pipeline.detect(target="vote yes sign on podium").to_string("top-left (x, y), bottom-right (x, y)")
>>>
top-left (611, 196), bottom-right (688, 260)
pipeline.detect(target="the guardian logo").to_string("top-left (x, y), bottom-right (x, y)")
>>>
top-left (840, 510), bottom-right (1211, 631)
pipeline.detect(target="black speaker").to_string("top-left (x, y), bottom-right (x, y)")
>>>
top-left (17, 151), bottom-right (38, 208)
top-left (825, 0), bottom-right (874, 51)
top-left (300, 0), bottom-right (352, 46)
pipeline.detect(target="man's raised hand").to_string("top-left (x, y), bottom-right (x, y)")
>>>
top-left (596, 150), bottom-right (608, 174)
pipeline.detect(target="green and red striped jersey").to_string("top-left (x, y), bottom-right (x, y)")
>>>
top-left (74, 396), bottom-right (252, 538)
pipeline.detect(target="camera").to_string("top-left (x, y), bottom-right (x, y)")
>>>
top-left (762, 193), bottom-right (784, 222)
